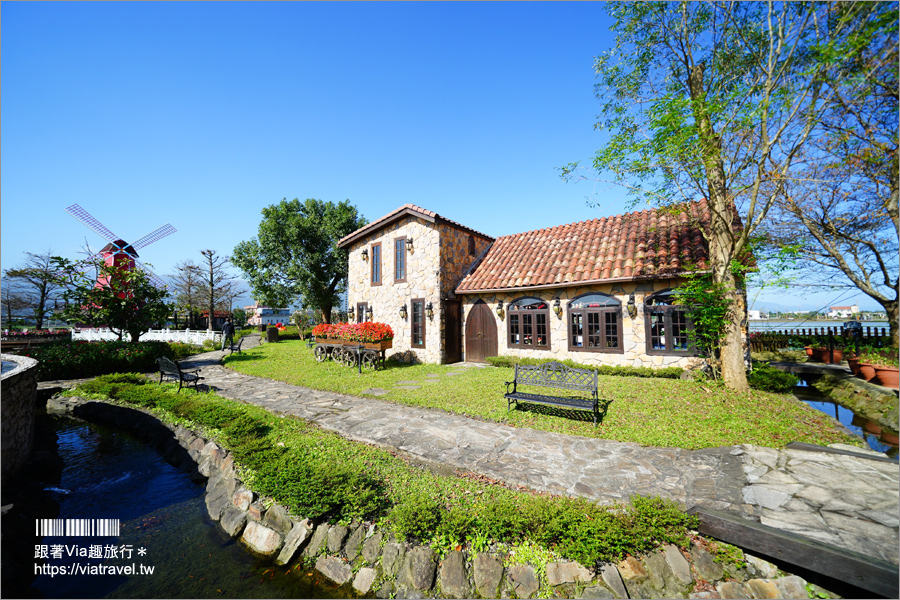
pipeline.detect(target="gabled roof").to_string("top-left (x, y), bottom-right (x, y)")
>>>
top-left (456, 200), bottom-right (734, 293)
top-left (337, 204), bottom-right (493, 248)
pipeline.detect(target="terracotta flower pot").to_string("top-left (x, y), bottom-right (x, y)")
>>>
top-left (811, 347), bottom-right (843, 364)
top-left (857, 362), bottom-right (877, 382)
top-left (804, 346), bottom-right (813, 357)
top-left (847, 356), bottom-right (860, 375)
top-left (872, 366), bottom-right (899, 390)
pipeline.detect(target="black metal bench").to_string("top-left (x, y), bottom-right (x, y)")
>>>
top-left (156, 356), bottom-right (203, 392)
top-left (504, 361), bottom-right (600, 426)
top-left (227, 337), bottom-right (243, 354)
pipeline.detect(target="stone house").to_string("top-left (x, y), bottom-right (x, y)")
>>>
top-left (337, 201), bottom-right (744, 368)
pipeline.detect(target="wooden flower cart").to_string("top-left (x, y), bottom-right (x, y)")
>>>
top-left (313, 337), bottom-right (392, 371)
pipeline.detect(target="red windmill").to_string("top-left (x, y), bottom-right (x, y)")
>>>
top-left (64, 203), bottom-right (176, 289)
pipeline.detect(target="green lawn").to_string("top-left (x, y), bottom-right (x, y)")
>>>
top-left (223, 340), bottom-right (862, 450)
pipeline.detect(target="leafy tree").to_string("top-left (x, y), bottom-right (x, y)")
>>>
top-left (764, 3), bottom-right (898, 347)
top-left (3, 250), bottom-right (65, 329)
top-left (232, 198), bottom-right (367, 323)
top-left (232, 308), bottom-right (248, 329)
top-left (52, 257), bottom-right (170, 342)
top-left (570, 2), bottom-right (874, 390)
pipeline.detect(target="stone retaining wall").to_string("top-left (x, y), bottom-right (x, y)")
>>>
top-left (811, 372), bottom-right (899, 433)
top-left (1, 353), bottom-right (39, 481)
top-left (47, 396), bottom-right (836, 599)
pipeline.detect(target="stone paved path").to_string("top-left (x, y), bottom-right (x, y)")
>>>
top-left (97, 335), bottom-right (900, 564)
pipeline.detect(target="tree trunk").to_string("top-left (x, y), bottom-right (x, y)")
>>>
top-left (322, 305), bottom-right (333, 324)
top-left (885, 300), bottom-right (899, 349)
top-left (689, 63), bottom-right (750, 392)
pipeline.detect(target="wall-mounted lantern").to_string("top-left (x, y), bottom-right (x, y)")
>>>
top-left (361, 248), bottom-right (369, 261)
top-left (406, 238), bottom-right (414, 252)
top-left (496, 300), bottom-right (504, 317)
top-left (366, 305), bottom-right (373, 321)
top-left (626, 293), bottom-right (637, 318)
top-left (399, 304), bottom-right (408, 319)
top-left (348, 305), bottom-right (355, 320)
top-left (425, 302), bottom-right (434, 320)
top-left (553, 297), bottom-right (562, 318)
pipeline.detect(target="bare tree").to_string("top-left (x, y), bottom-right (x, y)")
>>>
top-left (765, 2), bottom-right (898, 346)
top-left (199, 250), bottom-right (242, 331)
top-left (1, 280), bottom-right (32, 327)
top-left (168, 260), bottom-right (204, 329)
top-left (3, 250), bottom-right (64, 329)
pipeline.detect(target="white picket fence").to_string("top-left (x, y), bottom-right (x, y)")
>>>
top-left (72, 328), bottom-right (222, 345)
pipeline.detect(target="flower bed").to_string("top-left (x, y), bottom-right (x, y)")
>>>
top-left (312, 322), bottom-right (394, 343)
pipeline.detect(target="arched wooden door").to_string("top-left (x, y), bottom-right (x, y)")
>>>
top-left (465, 300), bottom-right (498, 363)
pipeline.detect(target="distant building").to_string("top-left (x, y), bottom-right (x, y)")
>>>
top-left (748, 310), bottom-right (762, 320)
top-left (199, 310), bottom-right (230, 330)
top-left (244, 302), bottom-right (291, 326)
top-left (827, 305), bottom-right (859, 319)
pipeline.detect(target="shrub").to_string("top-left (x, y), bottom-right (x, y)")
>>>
top-left (747, 362), bottom-right (800, 393)
top-left (389, 493), bottom-right (443, 542)
top-left (484, 355), bottom-right (683, 379)
top-left (22, 341), bottom-right (175, 381)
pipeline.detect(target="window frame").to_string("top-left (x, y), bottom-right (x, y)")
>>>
top-left (394, 237), bottom-right (407, 283)
top-left (506, 297), bottom-right (551, 350)
top-left (567, 293), bottom-right (624, 354)
top-left (411, 298), bottom-right (426, 348)
top-left (643, 290), bottom-right (695, 356)
top-left (370, 242), bottom-right (382, 286)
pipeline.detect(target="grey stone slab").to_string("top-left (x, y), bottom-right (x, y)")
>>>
top-left (327, 524), bottom-right (349, 553)
top-left (474, 553), bottom-right (504, 599)
top-left (361, 388), bottom-right (390, 396)
top-left (395, 385), bottom-right (421, 390)
top-left (353, 567), bottom-right (377, 594)
top-left (439, 550), bottom-right (470, 598)
top-left (507, 564), bottom-right (539, 599)
top-left (316, 555), bottom-right (352, 585)
top-left (599, 563), bottom-right (628, 599)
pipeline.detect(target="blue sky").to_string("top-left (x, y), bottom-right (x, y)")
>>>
top-left (1, 2), bottom-right (883, 313)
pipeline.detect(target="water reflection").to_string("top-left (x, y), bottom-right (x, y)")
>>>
top-left (794, 381), bottom-right (898, 460)
top-left (31, 417), bottom-right (353, 599)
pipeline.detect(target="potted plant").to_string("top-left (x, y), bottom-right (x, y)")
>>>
top-left (858, 350), bottom-right (899, 389)
top-left (845, 351), bottom-right (860, 375)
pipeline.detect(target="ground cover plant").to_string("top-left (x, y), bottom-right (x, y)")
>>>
top-left (65, 373), bottom-right (700, 568)
top-left (19, 340), bottom-right (203, 381)
top-left (224, 340), bottom-right (863, 450)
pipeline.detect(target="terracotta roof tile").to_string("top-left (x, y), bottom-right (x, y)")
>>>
top-left (457, 199), bottom-right (740, 293)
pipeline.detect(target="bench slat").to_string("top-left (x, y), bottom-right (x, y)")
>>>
top-left (505, 392), bottom-right (594, 410)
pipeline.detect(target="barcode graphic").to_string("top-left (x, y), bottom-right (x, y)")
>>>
top-left (36, 519), bottom-right (120, 537)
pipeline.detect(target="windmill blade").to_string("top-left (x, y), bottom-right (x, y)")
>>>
top-left (132, 223), bottom-right (177, 250)
top-left (134, 259), bottom-right (170, 290)
top-left (65, 204), bottom-right (120, 242)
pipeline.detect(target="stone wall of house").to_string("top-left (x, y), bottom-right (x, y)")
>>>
top-left (461, 279), bottom-right (708, 369)
top-left (439, 224), bottom-right (492, 298)
top-left (346, 216), bottom-right (443, 364)
top-left (1, 354), bottom-right (39, 481)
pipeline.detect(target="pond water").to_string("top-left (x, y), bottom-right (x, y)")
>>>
top-left (793, 381), bottom-right (898, 460)
top-left (1, 360), bottom-right (18, 374)
top-left (31, 416), bottom-right (353, 599)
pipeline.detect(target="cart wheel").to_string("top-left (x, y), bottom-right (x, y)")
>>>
top-left (361, 351), bottom-right (378, 370)
top-left (314, 346), bottom-right (327, 362)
